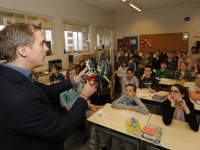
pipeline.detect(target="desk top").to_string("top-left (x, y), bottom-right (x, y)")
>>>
top-left (87, 103), bottom-right (151, 137)
top-left (191, 100), bottom-right (200, 111)
top-left (159, 78), bottom-right (174, 85)
top-left (159, 78), bottom-right (194, 88)
top-left (148, 114), bottom-right (200, 150)
top-left (136, 88), bottom-right (167, 102)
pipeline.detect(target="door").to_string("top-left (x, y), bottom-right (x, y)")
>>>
top-left (124, 36), bottom-right (138, 54)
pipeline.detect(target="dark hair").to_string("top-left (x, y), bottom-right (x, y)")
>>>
top-left (79, 60), bottom-right (85, 66)
top-left (180, 61), bottom-right (187, 66)
top-left (161, 60), bottom-right (167, 65)
top-left (161, 49), bottom-right (167, 54)
top-left (168, 51), bottom-right (174, 54)
top-left (51, 66), bottom-right (58, 70)
top-left (172, 50), bottom-right (176, 53)
top-left (125, 83), bottom-right (136, 92)
top-left (155, 50), bottom-right (160, 53)
top-left (191, 46), bottom-right (197, 50)
top-left (169, 84), bottom-right (190, 102)
top-left (126, 67), bottom-right (134, 73)
top-left (121, 60), bottom-right (128, 67)
top-left (144, 65), bottom-right (152, 71)
top-left (195, 72), bottom-right (200, 77)
top-left (149, 52), bottom-right (154, 55)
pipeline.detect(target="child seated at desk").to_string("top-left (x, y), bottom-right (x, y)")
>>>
top-left (49, 66), bottom-right (64, 82)
top-left (161, 84), bottom-right (199, 132)
top-left (174, 62), bottom-right (193, 83)
top-left (155, 61), bottom-right (171, 78)
top-left (60, 66), bottom-right (85, 140)
top-left (111, 83), bottom-right (149, 150)
top-left (121, 68), bottom-right (139, 94)
top-left (139, 65), bottom-right (162, 93)
top-left (86, 88), bottom-right (112, 150)
top-left (189, 72), bottom-right (200, 101)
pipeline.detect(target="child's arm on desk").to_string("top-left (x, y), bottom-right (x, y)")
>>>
top-left (111, 96), bottom-right (126, 109)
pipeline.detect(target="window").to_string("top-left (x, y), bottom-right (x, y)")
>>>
top-left (0, 9), bottom-right (53, 56)
top-left (63, 20), bottom-right (90, 53)
top-left (97, 26), bottom-right (112, 50)
top-left (27, 15), bottom-right (53, 56)
top-left (0, 25), bottom-right (5, 31)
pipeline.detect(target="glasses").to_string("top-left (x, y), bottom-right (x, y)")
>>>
top-left (169, 90), bottom-right (180, 94)
top-left (144, 70), bottom-right (151, 72)
top-left (195, 77), bottom-right (200, 80)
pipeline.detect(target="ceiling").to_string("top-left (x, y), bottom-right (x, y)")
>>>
top-left (79, 0), bottom-right (200, 14)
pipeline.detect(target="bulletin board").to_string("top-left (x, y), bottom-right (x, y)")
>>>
top-left (139, 33), bottom-right (188, 54)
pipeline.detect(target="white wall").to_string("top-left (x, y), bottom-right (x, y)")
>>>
top-left (0, 0), bottom-right (115, 71)
top-left (115, 2), bottom-right (200, 54)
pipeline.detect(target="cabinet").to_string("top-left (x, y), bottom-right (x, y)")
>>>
top-left (117, 39), bottom-right (131, 53)
top-left (68, 53), bottom-right (95, 65)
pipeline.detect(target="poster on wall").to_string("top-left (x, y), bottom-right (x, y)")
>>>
top-left (83, 33), bottom-right (88, 39)
top-left (3, 18), bottom-right (15, 25)
top-left (140, 38), bottom-right (153, 48)
top-left (68, 46), bottom-right (73, 50)
top-left (82, 27), bottom-right (87, 32)
top-left (68, 39), bottom-right (73, 44)
top-left (82, 39), bottom-right (87, 44)
top-left (67, 25), bottom-right (73, 31)
top-left (67, 32), bottom-right (73, 37)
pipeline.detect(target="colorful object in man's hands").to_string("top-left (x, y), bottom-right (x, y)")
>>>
top-left (81, 57), bottom-right (111, 95)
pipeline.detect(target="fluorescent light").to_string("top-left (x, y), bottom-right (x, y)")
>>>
top-left (129, 3), bottom-right (142, 12)
top-left (122, 0), bottom-right (126, 2)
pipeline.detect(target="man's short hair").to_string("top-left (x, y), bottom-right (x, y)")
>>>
top-left (0, 23), bottom-right (41, 62)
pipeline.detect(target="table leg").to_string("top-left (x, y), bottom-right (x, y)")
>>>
top-left (94, 124), bottom-right (99, 150)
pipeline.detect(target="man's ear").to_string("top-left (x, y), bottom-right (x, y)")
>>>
top-left (17, 45), bottom-right (28, 57)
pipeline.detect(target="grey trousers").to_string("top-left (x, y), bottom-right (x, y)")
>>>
top-left (86, 110), bottom-right (107, 150)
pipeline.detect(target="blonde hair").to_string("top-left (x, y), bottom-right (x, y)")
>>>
top-left (66, 66), bottom-right (80, 92)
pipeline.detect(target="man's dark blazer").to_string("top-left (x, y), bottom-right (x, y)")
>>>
top-left (0, 65), bottom-right (88, 150)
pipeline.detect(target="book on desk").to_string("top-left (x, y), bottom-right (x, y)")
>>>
top-left (126, 119), bottom-right (141, 137)
top-left (141, 123), bottom-right (165, 146)
top-left (152, 94), bottom-right (166, 101)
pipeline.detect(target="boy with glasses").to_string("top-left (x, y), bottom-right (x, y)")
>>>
top-left (139, 66), bottom-right (162, 93)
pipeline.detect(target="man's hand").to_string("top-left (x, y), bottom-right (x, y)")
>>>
top-left (80, 81), bottom-right (97, 100)
top-left (74, 67), bottom-right (87, 84)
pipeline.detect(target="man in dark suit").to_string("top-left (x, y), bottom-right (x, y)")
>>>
top-left (0, 23), bottom-right (96, 150)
